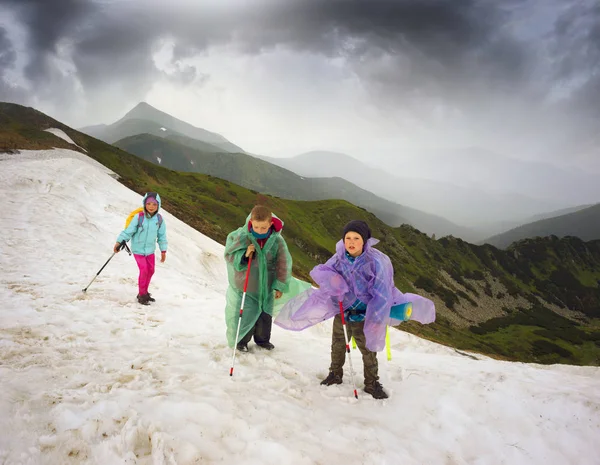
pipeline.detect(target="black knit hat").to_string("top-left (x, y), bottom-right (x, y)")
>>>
top-left (342, 220), bottom-right (372, 244)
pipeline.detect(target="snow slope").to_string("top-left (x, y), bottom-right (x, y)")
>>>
top-left (1, 149), bottom-right (599, 465)
top-left (44, 128), bottom-right (88, 152)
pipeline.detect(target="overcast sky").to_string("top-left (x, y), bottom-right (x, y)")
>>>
top-left (0, 0), bottom-right (598, 168)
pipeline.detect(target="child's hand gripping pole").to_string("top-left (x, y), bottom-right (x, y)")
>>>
top-left (230, 253), bottom-right (253, 377)
top-left (339, 301), bottom-right (359, 399)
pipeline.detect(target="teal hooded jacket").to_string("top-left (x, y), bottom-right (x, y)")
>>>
top-left (116, 193), bottom-right (168, 256)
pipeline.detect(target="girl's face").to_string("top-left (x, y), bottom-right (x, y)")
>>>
top-left (344, 231), bottom-right (364, 257)
top-left (145, 201), bottom-right (158, 214)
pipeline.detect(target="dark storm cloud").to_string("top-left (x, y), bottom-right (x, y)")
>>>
top-left (1, 0), bottom-right (533, 93)
top-left (0, 25), bottom-right (28, 104)
top-left (0, 26), bottom-right (15, 72)
top-left (213, 0), bottom-right (535, 121)
top-left (0, 0), bottom-right (97, 82)
top-left (0, 0), bottom-right (95, 51)
top-left (72, 18), bottom-right (160, 90)
top-left (185, 0), bottom-right (535, 101)
top-left (2, 0), bottom-right (597, 99)
top-left (0, 0), bottom-right (222, 103)
top-left (553, 1), bottom-right (600, 76)
top-left (552, 1), bottom-right (600, 116)
top-left (266, 0), bottom-right (500, 60)
top-left (1, 0), bottom-right (598, 158)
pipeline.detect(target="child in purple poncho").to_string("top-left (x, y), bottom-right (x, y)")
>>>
top-left (274, 220), bottom-right (436, 399)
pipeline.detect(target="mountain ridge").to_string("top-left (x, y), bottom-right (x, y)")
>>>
top-left (258, 150), bottom-right (565, 232)
top-left (114, 133), bottom-right (477, 240)
top-left (484, 203), bottom-right (600, 249)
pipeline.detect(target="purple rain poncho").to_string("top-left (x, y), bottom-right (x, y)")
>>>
top-left (274, 237), bottom-right (436, 352)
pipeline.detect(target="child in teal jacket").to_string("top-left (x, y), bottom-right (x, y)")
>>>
top-left (114, 192), bottom-right (168, 305)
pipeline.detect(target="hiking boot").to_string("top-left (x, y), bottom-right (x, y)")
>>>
top-left (137, 294), bottom-right (150, 305)
top-left (256, 342), bottom-right (275, 350)
top-left (137, 294), bottom-right (155, 303)
top-left (236, 342), bottom-right (249, 352)
top-left (364, 382), bottom-right (388, 399)
top-left (320, 372), bottom-right (343, 386)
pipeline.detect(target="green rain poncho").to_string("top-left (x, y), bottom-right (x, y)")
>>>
top-left (224, 213), bottom-right (309, 347)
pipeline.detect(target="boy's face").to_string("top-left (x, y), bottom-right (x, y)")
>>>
top-left (145, 200), bottom-right (158, 214)
top-left (344, 231), bottom-right (364, 257)
top-left (252, 218), bottom-right (273, 234)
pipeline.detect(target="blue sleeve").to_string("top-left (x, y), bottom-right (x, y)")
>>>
top-left (157, 218), bottom-right (168, 252)
top-left (116, 218), bottom-right (139, 243)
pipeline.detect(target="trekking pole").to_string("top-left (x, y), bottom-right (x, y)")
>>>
top-left (230, 253), bottom-right (253, 376)
top-left (82, 241), bottom-right (130, 292)
top-left (339, 301), bottom-right (359, 399)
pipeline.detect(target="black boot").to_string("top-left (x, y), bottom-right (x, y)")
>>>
top-left (146, 293), bottom-right (156, 302)
top-left (256, 342), bottom-right (275, 350)
top-left (137, 294), bottom-right (150, 306)
top-left (320, 372), bottom-right (343, 386)
top-left (236, 342), bottom-right (249, 352)
top-left (364, 381), bottom-right (388, 399)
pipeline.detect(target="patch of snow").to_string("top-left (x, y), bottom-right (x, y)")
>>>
top-left (1, 149), bottom-right (599, 464)
top-left (190, 161), bottom-right (194, 165)
top-left (156, 156), bottom-right (162, 164)
top-left (0, 148), bottom-right (118, 178)
top-left (44, 128), bottom-right (87, 152)
top-left (160, 127), bottom-right (166, 131)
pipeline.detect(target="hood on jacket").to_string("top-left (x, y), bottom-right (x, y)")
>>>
top-left (142, 192), bottom-right (162, 215)
top-left (245, 212), bottom-right (284, 233)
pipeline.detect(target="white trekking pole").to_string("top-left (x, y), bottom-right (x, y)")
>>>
top-left (230, 254), bottom-right (253, 376)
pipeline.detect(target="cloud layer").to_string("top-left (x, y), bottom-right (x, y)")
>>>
top-left (0, 0), bottom-right (598, 167)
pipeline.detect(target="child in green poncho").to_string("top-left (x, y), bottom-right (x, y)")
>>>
top-left (224, 205), bottom-right (293, 352)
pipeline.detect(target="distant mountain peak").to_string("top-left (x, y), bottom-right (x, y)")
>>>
top-left (119, 101), bottom-right (169, 123)
top-left (79, 101), bottom-right (245, 153)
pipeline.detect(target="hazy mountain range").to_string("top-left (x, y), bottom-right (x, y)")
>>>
top-left (395, 147), bottom-right (600, 212)
top-left (115, 133), bottom-right (475, 240)
top-left (256, 151), bottom-right (571, 234)
top-left (75, 101), bottom-right (600, 246)
top-left (482, 203), bottom-right (600, 249)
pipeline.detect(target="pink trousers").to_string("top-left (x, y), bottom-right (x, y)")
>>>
top-left (134, 254), bottom-right (155, 296)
